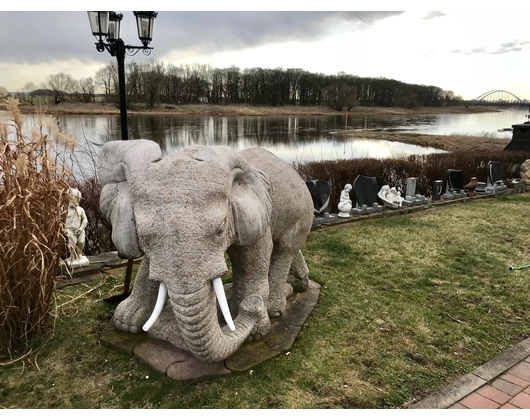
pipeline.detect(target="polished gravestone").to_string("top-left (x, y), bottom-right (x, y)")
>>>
top-left (487, 161), bottom-right (508, 193)
top-left (351, 175), bottom-right (383, 215)
top-left (101, 280), bottom-right (321, 380)
top-left (306, 180), bottom-right (336, 225)
top-left (305, 180), bottom-right (331, 217)
top-left (442, 169), bottom-right (466, 200)
top-left (431, 180), bottom-right (443, 201)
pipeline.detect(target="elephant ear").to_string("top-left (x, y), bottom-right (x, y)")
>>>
top-left (192, 146), bottom-right (272, 245)
top-left (97, 140), bottom-right (162, 259)
top-left (231, 165), bottom-right (272, 245)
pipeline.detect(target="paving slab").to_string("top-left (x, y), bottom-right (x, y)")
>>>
top-left (134, 338), bottom-right (188, 374)
top-left (167, 355), bottom-right (231, 381)
top-left (473, 339), bottom-right (530, 381)
top-left (224, 339), bottom-right (281, 372)
top-left (100, 319), bottom-right (149, 355)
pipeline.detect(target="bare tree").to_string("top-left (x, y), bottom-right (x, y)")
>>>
top-left (72, 77), bottom-right (96, 103)
top-left (95, 63), bottom-right (118, 103)
top-left (45, 72), bottom-right (74, 104)
top-left (17, 82), bottom-right (37, 105)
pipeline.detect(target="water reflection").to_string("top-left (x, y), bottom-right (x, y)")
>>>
top-left (6, 107), bottom-right (526, 179)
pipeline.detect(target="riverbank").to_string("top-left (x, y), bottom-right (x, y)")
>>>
top-left (5, 101), bottom-right (497, 117)
top-left (336, 130), bottom-right (512, 154)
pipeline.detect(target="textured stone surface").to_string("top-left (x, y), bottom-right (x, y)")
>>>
top-left (520, 159), bottom-right (530, 182)
top-left (98, 141), bottom-right (314, 364)
top-left (100, 281), bottom-right (320, 380)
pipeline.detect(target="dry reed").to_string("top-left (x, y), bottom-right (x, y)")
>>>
top-left (0, 98), bottom-right (75, 357)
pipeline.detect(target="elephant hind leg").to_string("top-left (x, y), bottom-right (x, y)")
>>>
top-left (287, 250), bottom-right (309, 293)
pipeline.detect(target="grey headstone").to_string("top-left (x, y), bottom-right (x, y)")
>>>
top-left (406, 178), bottom-right (417, 200)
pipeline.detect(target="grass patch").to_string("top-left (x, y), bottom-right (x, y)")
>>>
top-left (2, 194), bottom-right (530, 408)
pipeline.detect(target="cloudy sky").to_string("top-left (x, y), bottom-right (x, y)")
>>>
top-left (2, 3), bottom-right (530, 100)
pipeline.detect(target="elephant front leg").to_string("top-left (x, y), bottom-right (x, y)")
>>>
top-left (227, 233), bottom-right (273, 339)
top-left (268, 244), bottom-right (297, 318)
top-left (113, 256), bottom-right (160, 334)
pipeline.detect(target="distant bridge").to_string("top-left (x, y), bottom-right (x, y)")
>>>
top-left (467, 90), bottom-right (530, 107)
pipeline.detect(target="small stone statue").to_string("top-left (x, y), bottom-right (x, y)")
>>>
top-left (378, 185), bottom-right (404, 208)
top-left (65, 188), bottom-right (89, 268)
top-left (463, 177), bottom-right (478, 197)
top-left (337, 184), bottom-right (353, 217)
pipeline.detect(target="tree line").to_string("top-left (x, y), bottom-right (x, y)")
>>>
top-left (16, 61), bottom-right (463, 110)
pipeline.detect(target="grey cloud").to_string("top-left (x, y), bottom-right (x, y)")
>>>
top-left (453, 39), bottom-right (530, 55)
top-left (491, 40), bottom-right (530, 54)
top-left (423, 11), bottom-right (445, 20)
top-left (0, 11), bottom-right (403, 65)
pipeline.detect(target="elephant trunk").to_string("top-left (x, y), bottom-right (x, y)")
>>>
top-left (163, 280), bottom-right (264, 363)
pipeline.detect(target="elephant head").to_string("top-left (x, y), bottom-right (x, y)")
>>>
top-left (98, 140), bottom-right (272, 362)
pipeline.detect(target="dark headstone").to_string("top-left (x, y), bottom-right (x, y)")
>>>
top-left (305, 180), bottom-right (330, 216)
top-left (432, 180), bottom-right (443, 201)
top-left (488, 161), bottom-right (504, 185)
top-left (353, 175), bottom-right (379, 207)
top-left (447, 169), bottom-right (464, 191)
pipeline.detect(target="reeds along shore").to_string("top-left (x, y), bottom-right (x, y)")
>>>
top-left (0, 98), bottom-right (74, 356)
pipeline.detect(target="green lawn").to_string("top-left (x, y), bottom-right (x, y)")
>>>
top-left (1, 194), bottom-right (530, 408)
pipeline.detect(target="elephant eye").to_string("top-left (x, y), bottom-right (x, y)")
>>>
top-left (216, 219), bottom-right (226, 236)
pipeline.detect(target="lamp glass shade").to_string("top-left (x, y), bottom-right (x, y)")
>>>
top-left (87, 11), bottom-right (109, 38)
top-left (133, 11), bottom-right (157, 45)
top-left (107, 12), bottom-right (122, 41)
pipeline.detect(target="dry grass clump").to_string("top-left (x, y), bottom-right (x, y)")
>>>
top-left (0, 98), bottom-right (76, 358)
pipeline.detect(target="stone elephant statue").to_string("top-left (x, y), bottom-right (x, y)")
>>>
top-left (97, 140), bottom-right (314, 363)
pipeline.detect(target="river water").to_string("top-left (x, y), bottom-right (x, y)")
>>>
top-left (3, 107), bottom-right (527, 173)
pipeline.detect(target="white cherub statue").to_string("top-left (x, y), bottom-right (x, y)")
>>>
top-left (65, 188), bottom-right (89, 268)
top-left (337, 183), bottom-right (353, 217)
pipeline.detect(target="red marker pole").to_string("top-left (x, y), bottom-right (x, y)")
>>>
top-left (344, 112), bottom-right (348, 154)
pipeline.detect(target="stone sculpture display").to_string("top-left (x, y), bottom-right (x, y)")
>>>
top-left (337, 184), bottom-right (353, 217)
top-left (378, 185), bottom-right (404, 209)
top-left (65, 188), bottom-right (89, 268)
top-left (97, 140), bottom-right (314, 363)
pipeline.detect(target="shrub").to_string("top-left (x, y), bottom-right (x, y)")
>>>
top-left (0, 98), bottom-right (75, 357)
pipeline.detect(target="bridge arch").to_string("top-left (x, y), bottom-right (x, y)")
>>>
top-left (474, 90), bottom-right (523, 102)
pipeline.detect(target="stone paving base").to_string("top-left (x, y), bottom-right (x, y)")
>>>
top-left (100, 280), bottom-right (321, 381)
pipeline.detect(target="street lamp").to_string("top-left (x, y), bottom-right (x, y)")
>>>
top-left (87, 11), bottom-right (158, 140)
top-left (88, 11), bottom-right (157, 301)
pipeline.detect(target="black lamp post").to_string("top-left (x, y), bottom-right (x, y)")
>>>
top-left (88, 11), bottom-right (157, 301)
top-left (87, 11), bottom-right (158, 140)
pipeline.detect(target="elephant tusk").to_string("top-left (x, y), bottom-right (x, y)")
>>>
top-left (212, 277), bottom-right (236, 331)
top-left (142, 282), bottom-right (167, 332)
